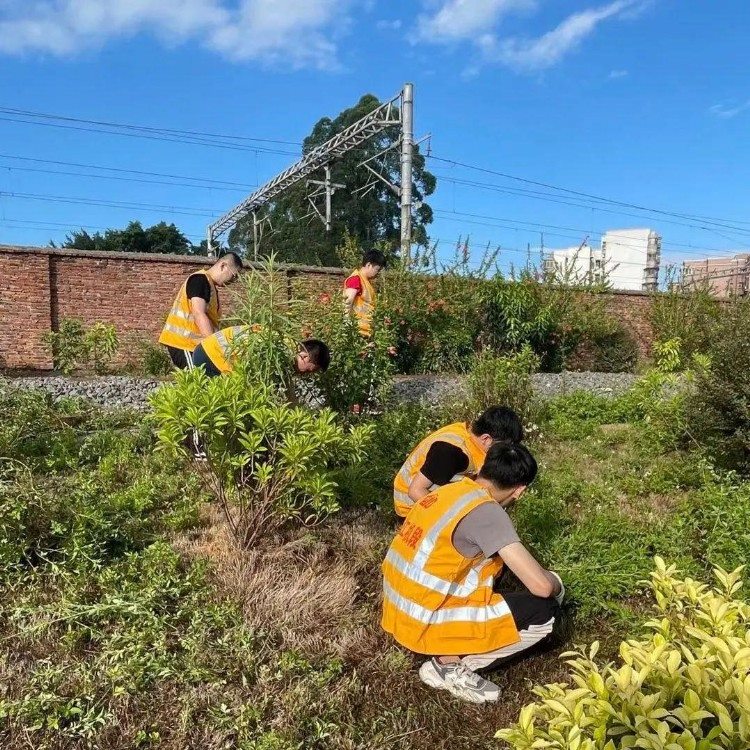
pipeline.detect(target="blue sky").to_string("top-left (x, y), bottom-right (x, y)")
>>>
top-left (0, 0), bottom-right (749, 273)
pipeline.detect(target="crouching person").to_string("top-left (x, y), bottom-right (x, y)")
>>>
top-left (393, 406), bottom-right (523, 518)
top-left (381, 442), bottom-right (564, 704)
top-left (192, 325), bottom-right (330, 378)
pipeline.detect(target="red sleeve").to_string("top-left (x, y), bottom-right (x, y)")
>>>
top-left (344, 275), bottom-right (363, 292)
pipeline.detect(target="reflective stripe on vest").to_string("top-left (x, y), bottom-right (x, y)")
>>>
top-left (381, 478), bottom-right (520, 655)
top-left (200, 326), bottom-right (247, 374)
top-left (393, 423), bottom-right (487, 518)
top-left (346, 270), bottom-right (376, 336)
top-left (158, 271), bottom-right (220, 352)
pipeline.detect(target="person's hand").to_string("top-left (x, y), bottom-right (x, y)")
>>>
top-left (549, 571), bottom-right (565, 605)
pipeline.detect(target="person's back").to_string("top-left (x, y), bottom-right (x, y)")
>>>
top-left (393, 406), bottom-right (523, 517)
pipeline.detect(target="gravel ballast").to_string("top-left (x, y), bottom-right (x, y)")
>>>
top-left (3, 371), bottom-right (639, 411)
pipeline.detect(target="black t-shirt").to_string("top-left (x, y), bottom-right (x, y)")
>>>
top-left (185, 273), bottom-right (214, 305)
top-left (420, 441), bottom-right (470, 486)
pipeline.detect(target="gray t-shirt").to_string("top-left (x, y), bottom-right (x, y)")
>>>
top-left (452, 502), bottom-right (519, 559)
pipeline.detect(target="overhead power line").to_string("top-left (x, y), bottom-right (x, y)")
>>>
top-left (0, 113), bottom-right (299, 156)
top-left (1, 163), bottom-right (253, 193)
top-left (0, 106), bottom-right (301, 146)
top-left (0, 190), bottom-right (221, 217)
top-left (432, 208), bottom-right (743, 260)
top-left (0, 153), bottom-right (257, 188)
top-left (428, 154), bottom-right (750, 231)
top-left (431, 171), bottom-right (750, 242)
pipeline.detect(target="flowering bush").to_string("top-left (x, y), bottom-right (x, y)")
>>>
top-left (380, 270), bottom-right (480, 373)
top-left (498, 558), bottom-right (750, 750)
top-left (306, 290), bottom-right (397, 415)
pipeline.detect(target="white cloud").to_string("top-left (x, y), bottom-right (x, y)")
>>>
top-left (609, 68), bottom-right (629, 78)
top-left (417, 0), bottom-right (536, 42)
top-left (417, 0), bottom-right (643, 73)
top-left (709, 100), bottom-right (750, 119)
top-left (0, 0), bottom-right (351, 69)
top-left (483, 0), bottom-right (636, 71)
top-left (376, 19), bottom-right (402, 31)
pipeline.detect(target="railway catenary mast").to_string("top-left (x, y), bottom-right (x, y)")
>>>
top-left (207, 83), bottom-right (415, 264)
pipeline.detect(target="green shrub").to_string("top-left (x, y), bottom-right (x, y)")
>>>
top-left (688, 299), bottom-right (750, 474)
top-left (42, 318), bottom-right (87, 375)
top-left (138, 340), bottom-right (172, 376)
top-left (150, 368), bottom-right (373, 548)
top-left (480, 270), bottom-right (617, 372)
top-left (312, 296), bottom-right (396, 415)
top-left (84, 322), bottom-right (119, 374)
top-left (465, 345), bottom-right (540, 424)
top-left (497, 559), bottom-right (750, 750)
top-left (42, 319), bottom-right (119, 374)
top-left (332, 403), bottom-right (441, 509)
top-left (649, 284), bottom-right (722, 363)
top-left (380, 270), bottom-right (480, 374)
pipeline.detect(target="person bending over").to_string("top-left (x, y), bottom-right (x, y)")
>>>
top-left (192, 325), bottom-right (330, 379)
top-left (393, 406), bottom-right (523, 517)
top-left (158, 252), bottom-right (243, 369)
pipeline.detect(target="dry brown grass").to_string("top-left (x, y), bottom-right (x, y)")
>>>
top-left (170, 506), bottom-right (577, 750)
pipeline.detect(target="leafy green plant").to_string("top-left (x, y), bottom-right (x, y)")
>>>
top-left (498, 558), bottom-right (750, 750)
top-left (688, 299), bottom-right (750, 474)
top-left (481, 266), bottom-right (616, 372)
top-left (150, 367), bottom-right (373, 548)
top-left (649, 279), bottom-right (722, 364)
top-left (84, 322), bottom-right (119, 374)
top-left (465, 345), bottom-right (540, 424)
top-left (42, 318), bottom-right (87, 374)
top-left (138, 340), bottom-right (173, 376)
top-left (379, 238), bottom-right (496, 374)
top-left (42, 319), bottom-right (119, 374)
top-left (311, 295), bottom-right (396, 415)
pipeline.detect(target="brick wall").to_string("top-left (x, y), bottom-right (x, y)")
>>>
top-left (0, 244), bottom-right (657, 371)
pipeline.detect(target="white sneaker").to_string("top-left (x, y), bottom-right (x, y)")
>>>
top-left (419, 658), bottom-right (500, 704)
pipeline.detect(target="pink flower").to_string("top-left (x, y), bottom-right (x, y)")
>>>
top-left (387, 346), bottom-right (397, 356)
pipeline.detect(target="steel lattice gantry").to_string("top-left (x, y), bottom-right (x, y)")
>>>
top-left (207, 83), bottom-right (414, 262)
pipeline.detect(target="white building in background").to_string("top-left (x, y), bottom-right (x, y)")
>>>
top-left (543, 229), bottom-right (661, 291)
top-left (600, 228), bottom-right (661, 291)
top-left (542, 244), bottom-right (596, 283)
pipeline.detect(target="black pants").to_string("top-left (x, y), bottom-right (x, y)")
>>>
top-left (166, 346), bottom-right (194, 370)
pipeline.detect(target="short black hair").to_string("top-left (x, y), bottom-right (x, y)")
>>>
top-left (220, 250), bottom-right (243, 269)
top-left (472, 406), bottom-right (524, 443)
top-left (362, 249), bottom-right (386, 268)
top-left (479, 442), bottom-right (538, 489)
top-left (301, 339), bottom-right (331, 372)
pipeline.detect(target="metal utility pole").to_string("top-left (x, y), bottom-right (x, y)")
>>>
top-left (400, 83), bottom-right (414, 266)
top-left (206, 84), bottom-right (415, 257)
top-left (307, 164), bottom-right (345, 232)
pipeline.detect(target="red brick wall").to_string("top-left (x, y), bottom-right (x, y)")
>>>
top-left (0, 244), bottom-right (657, 371)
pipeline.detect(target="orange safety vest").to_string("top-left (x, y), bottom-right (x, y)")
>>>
top-left (345, 270), bottom-right (376, 336)
top-left (199, 325), bottom-right (249, 374)
top-left (158, 271), bottom-right (221, 353)
top-left (381, 478), bottom-right (520, 656)
top-left (393, 422), bottom-right (487, 518)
